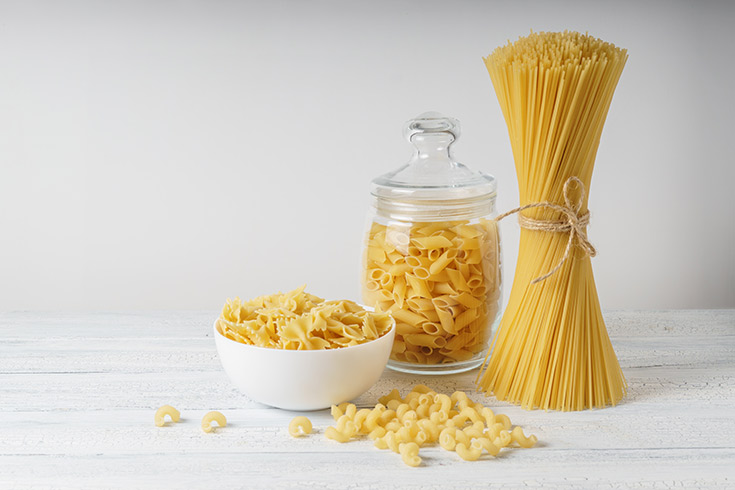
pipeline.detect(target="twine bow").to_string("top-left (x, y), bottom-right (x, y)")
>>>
top-left (495, 176), bottom-right (597, 284)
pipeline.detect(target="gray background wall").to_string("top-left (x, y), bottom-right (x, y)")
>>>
top-left (1, 0), bottom-right (733, 311)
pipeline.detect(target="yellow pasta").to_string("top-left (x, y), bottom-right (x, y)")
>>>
top-left (473, 436), bottom-right (501, 456)
top-left (325, 426), bottom-right (353, 443)
top-left (368, 426), bottom-right (387, 440)
top-left (455, 442), bottom-right (482, 461)
top-left (154, 405), bottom-right (180, 427)
top-left (477, 31), bottom-right (627, 410)
top-left (494, 430), bottom-right (512, 448)
top-left (321, 384), bottom-right (537, 467)
top-left (417, 418), bottom-right (440, 442)
top-left (288, 416), bottom-right (313, 437)
top-left (494, 413), bottom-right (511, 430)
top-left (511, 426), bottom-right (538, 448)
top-left (411, 235), bottom-right (454, 250)
top-left (399, 442), bottom-right (422, 467)
top-left (362, 220), bottom-right (500, 367)
top-left (201, 411), bottom-right (226, 433)
top-left (217, 286), bottom-right (393, 350)
top-left (377, 430), bottom-right (401, 453)
top-left (439, 427), bottom-right (458, 451)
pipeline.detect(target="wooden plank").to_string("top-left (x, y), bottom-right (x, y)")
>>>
top-left (0, 450), bottom-right (732, 489)
top-left (1, 335), bottom-right (733, 375)
top-left (1, 402), bottom-right (734, 455)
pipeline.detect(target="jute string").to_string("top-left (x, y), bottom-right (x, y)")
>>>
top-left (495, 176), bottom-right (597, 284)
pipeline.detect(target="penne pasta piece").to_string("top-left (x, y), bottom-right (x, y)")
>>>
top-left (391, 308), bottom-right (428, 327)
top-left (429, 249), bottom-right (458, 275)
top-left (413, 267), bottom-right (431, 280)
top-left (411, 235), bottom-right (454, 250)
top-left (420, 322), bottom-right (442, 335)
top-left (395, 322), bottom-right (424, 336)
top-left (406, 297), bottom-right (435, 312)
top-left (453, 292), bottom-right (483, 309)
top-left (405, 274), bottom-right (432, 299)
top-left (392, 276), bottom-right (407, 308)
top-left (436, 307), bottom-right (457, 335)
top-left (457, 237), bottom-right (481, 251)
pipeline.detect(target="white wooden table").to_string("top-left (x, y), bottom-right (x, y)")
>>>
top-left (1, 310), bottom-right (733, 489)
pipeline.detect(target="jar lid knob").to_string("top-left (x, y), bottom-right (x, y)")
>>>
top-left (403, 112), bottom-right (460, 142)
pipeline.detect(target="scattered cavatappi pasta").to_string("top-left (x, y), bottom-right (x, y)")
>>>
top-left (362, 220), bottom-right (500, 365)
top-left (154, 405), bottom-right (180, 427)
top-left (288, 416), bottom-right (313, 437)
top-left (323, 385), bottom-right (537, 466)
top-left (217, 286), bottom-right (394, 350)
top-left (201, 411), bottom-right (227, 433)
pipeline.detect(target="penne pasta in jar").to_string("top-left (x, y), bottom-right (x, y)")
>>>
top-left (362, 219), bottom-right (501, 372)
top-left (361, 112), bottom-right (502, 374)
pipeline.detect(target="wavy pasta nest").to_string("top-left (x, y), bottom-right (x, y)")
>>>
top-left (217, 286), bottom-right (393, 350)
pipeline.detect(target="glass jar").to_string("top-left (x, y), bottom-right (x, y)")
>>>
top-left (361, 112), bottom-right (502, 375)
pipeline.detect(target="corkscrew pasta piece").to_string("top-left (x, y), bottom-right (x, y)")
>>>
top-left (154, 405), bottom-right (180, 427)
top-left (368, 426), bottom-right (387, 440)
top-left (455, 442), bottom-right (483, 461)
top-left (429, 409), bottom-right (448, 425)
top-left (325, 426), bottom-right (353, 443)
top-left (288, 416), bottom-right (313, 437)
top-left (362, 220), bottom-right (501, 366)
top-left (453, 428), bottom-right (471, 446)
top-left (373, 434), bottom-right (389, 450)
top-left (201, 411), bottom-right (227, 433)
top-left (494, 413), bottom-right (511, 430)
top-left (217, 286), bottom-right (393, 350)
top-left (462, 422), bottom-right (485, 440)
top-left (479, 407), bottom-right (495, 426)
top-left (417, 419), bottom-right (440, 442)
top-left (511, 426), bottom-right (538, 448)
top-left (452, 406), bottom-right (482, 425)
top-left (487, 422), bottom-right (506, 439)
top-left (439, 427), bottom-right (458, 451)
top-left (434, 393), bottom-right (452, 413)
top-left (473, 436), bottom-right (501, 457)
top-left (379, 409), bottom-right (397, 425)
top-left (399, 442), bottom-right (422, 467)
top-left (494, 429), bottom-right (512, 448)
top-left (377, 431), bottom-right (400, 453)
top-left (384, 419), bottom-right (402, 433)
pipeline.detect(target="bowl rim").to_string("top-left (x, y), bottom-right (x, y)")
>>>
top-left (213, 315), bottom-right (396, 355)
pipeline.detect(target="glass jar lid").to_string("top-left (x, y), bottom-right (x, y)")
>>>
top-left (371, 112), bottom-right (497, 221)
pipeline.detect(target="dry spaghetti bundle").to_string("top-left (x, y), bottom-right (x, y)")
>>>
top-left (477, 31), bottom-right (627, 410)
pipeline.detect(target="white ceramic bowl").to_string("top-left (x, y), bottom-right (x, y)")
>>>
top-left (213, 319), bottom-right (395, 411)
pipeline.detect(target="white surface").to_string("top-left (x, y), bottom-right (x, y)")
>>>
top-left (214, 318), bottom-right (395, 410)
top-left (1, 309), bottom-right (733, 489)
top-left (0, 1), bottom-right (734, 311)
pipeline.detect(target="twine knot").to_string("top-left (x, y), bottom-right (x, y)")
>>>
top-left (496, 176), bottom-right (597, 284)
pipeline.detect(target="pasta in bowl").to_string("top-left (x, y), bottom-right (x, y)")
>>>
top-left (213, 287), bottom-right (396, 410)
